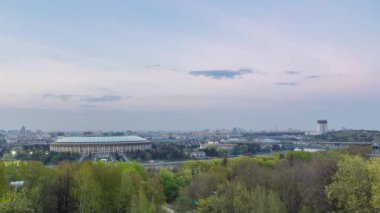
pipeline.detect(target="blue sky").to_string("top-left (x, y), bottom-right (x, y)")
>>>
top-left (0, 0), bottom-right (379, 131)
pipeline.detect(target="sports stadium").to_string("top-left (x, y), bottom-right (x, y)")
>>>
top-left (49, 136), bottom-right (151, 156)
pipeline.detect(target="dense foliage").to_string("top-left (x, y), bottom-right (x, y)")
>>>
top-left (230, 143), bottom-right (270, 155)
top-left (2, 145), bottom-right (80, 165)
top-left (173, 147), bottom-right (380, 213)
top-left (0, 146), bottom-right (380, 212)
top-left (0, 162), bottom-right (165, 213)
top-left (128, 143), bottom-right (188, 161)
top-left (310, 130), bottom-right (380, 142)
top-left (200, 146), bottom-right (226, 157)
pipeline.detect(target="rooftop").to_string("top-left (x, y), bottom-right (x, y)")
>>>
top-left (55, 136), bottom-right (147, 144)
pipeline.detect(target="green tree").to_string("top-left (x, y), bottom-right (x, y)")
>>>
top-left (197, 195), bottom-right (220, 213)
top-left (174, 191), bottom-right (193, 212)
top-left (370, 157), bottom-right (380, 211)
top-left (186, 167), bottom-right (227, 200)
top-left (2, 161), bottom-right (57, 212)
top-left (159, 169), bottom-right (184, 202)
top-left (182, 160), bottom-right (213, 179)
top-left (143, 176), bottom-right (165, 209)
top-left (28, 166), bottom-right (58, 212)
top-left (326, 155), bottom-right (374, 213)
top-left (197, 183), bottom-right (285, 213)
top-left (53, 163), bottom-right (78, 213)
top-left (234, 185), bottom-right (284, 213)
top-left (73, 163), bottom-right (102, 213)
top-left (91, 163), bottom-right (122, 212)
top-left (273, 161), bottom-right (302, 213)
top-left (0, 188), bottom-right (32, 213)
top-left (0, 163), bottom-right (9, 197)
top-left (130, 188), bottom-right (156, 213)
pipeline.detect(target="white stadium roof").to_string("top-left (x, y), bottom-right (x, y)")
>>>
top-left (55, 136), bottom-right (147, 144)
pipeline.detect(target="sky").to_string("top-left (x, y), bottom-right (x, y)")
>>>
top-left (0, 0), bottom-right (379, 131)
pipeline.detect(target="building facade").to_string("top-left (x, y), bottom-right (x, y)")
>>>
top-left (190, 151), bottom-right (206, 159)
top-left (49, 136), bottom-right (151, 155)
top-left (7, 137), bottom-right (51, 145)
top-left (317, 120), bottom-right (328, 135)
top-left (5, 126), bottom-right (52, 145)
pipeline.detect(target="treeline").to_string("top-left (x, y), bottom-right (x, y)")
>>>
top-left (173, 147), bottom-right (380, 213)
top-left (2, 145), bottom-right (80, 165)
top-left (310, 130), bottom-right (380, 142)
top-left (201, 143), bottom-right (276, 157)
top-left (0, 162), bottom-right (166, 212)
top-left (1, 147), bottom-right (380, 212)
top-left (128, 143), bottom-right (188, 161)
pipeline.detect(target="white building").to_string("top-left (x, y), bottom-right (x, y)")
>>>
top-left (317, 120), bottom-right (328, 135)
top-left (190, 151), bottom-right (206, 159)
top-left (50, 136), bottom-right (151, 155)
top-left (5, 126), bottom-right (52, 145)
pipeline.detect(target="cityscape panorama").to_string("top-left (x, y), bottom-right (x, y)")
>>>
top-left (0, 1), bottom-right (380, 213)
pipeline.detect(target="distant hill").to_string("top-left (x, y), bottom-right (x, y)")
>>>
top-left (310, 130), bottom-right (380, 142)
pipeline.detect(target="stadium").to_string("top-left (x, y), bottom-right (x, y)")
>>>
top-left (49, 136), bottom-right (151, 157)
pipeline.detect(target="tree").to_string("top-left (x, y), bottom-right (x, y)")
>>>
top-left (159, 169), bottom-right (184, 202)
top-left (2, 161), bottom-right (57, 212)
top-left (340, 145), bottom-right (373, 158)
top-left (231, 184), bottom-right (280, 213)
top-left (186, 167), bottom-right (227, 200)
top-left (174, 191), bottom-right (193, 212)
top-left (0, 188), bottom-right (32, 213)
top-left (197, 195), bottom-right (219, 213)
top-left (182, 160), bottom-right (213, 179)
top-left (231, 159), bottom-right (273, 190)
top-left (197, 183), bottom-right (285, 213)
top-left (370, 157), bottom-right (380, 211)
top-left (201, 146), bottom-right (226, 157)
top-left (73, 163), bottom-right (102, 213)
top-left (273, 161), bottom-right (302, 213)
top-left (325, 155), bottom-right (374, 213)
top-left (91, 163), bottom-right (122, 212)
top-left (53, 163), bottom-right (78, 213)
top-left (0, 163), bottom-right (9, 198)
top-left (295, 157), bottom-right (338, 213)
top-left (28, 166), bottom-right (58, 212)
top-left (130, 189), bottom-right (156, 213)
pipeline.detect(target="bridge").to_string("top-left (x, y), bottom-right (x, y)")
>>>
top-left (292, 141), bottom-right (373, 150)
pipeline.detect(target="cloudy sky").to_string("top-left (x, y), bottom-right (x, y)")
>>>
top-left (0, 0), bottom-right (379, 131)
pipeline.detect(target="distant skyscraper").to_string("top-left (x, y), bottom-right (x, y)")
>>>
top-left (317, 120), bottom-right (328, 135)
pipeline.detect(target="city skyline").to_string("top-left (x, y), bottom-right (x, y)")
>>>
top-left (1, 1), bottom-right (379, 130)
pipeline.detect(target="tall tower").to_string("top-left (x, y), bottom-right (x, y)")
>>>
top-left (317, 120), bottom-right (328, 135)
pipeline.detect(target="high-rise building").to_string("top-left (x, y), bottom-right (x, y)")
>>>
top-left (317, 120), bottom-right (328, 134)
